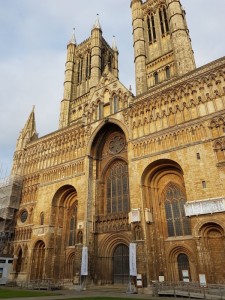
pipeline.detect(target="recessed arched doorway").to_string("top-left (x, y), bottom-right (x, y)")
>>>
top-left (89, 122), bottom-right (132, 285)
top-left (30, 240), bottom-right (45, 280)
top-left (113, 244), bottom-right (129, 284)
top-left (177, 253), bottom-right (191, 282)
top-left (198, 222), bottom-right (225, 283)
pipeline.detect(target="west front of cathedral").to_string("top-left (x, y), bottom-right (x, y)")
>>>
top-left (2, 0), bottom-right (225, 288)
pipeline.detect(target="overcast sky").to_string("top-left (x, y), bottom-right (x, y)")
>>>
top-left (0, 0), bottom-right (224, 177)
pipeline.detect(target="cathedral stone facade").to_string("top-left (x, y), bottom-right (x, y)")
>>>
top-left (9, 0), bottom-right (225, 288)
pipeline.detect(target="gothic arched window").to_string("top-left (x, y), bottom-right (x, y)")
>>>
top-left (159, 6), bottom-right (169, 36)
top-left (85, 52), bottom-right (91, 79)
top-left (106, 161), bottom-right (130, 214)
top-left (154, 72), bottom-right (159, 85)
top-left (164, 184), bottom-right (191, 237)
top-left (159, 9), bottom-right (165, 35)
top-left (163, 6), bottom-right (169, 33)
top-left (165, 66), bottom-right (170, 79)
top-left (147, 13), bottom-right (156, 43)
top-left (77, 58), bottom-right (83, 84)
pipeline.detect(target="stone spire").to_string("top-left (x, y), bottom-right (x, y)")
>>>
top-left (93, 14), bottom-right (101, 30)
top-left (15, 106), bottom-right (38, 151)
top-left (112, 35), bottom-right (118, 51)
top-left (68, 28), bottom-right (77, 45)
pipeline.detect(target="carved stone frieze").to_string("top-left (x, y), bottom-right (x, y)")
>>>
top-left (94, 213), bottom-right (131, 233)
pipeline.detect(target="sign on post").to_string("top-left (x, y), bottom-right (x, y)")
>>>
top-left (129, 243), bottom-right (137, 276)
top-left (81, 246), bottom-right (88, 276)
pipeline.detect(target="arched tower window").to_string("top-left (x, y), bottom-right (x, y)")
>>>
top-left (165, 66), bottom-right (170, 79)
top-left (154, 72), bottom-right (159, 85)
top-left (85, 52), bottom-right (91, 79)
top-left (159, 9), bottom-right (165, 35)
top-left (101, 49), bottom-right (105, 74)
top-left (106, 161), bottom-right (130, 214)
top-left (159, 6), bottom-right (169, 36)
top-left (163, 6), bottom-right (169, 33)
top-left (147, 13), bottom-right (157, 43)
top-left (77, 58), bottom-right (83, 84)
top-left (40, 212), bottom-right (44, 225)
top-left (163, 184), bottom-right (191, 237)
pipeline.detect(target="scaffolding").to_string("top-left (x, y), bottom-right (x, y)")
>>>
top-left (0, 175), bottom-right (23, 256)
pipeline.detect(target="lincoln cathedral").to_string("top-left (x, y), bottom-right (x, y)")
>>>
top-left (2, 0), bottom-right (225, 289)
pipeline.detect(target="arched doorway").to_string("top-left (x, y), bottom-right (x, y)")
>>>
top-left (15, 248), bottom-right (23, 275)
top-left (50, 185), bottom-right (78, 281)
top-left (177, 253), bottom-right (191, 282)
top-left (30, 240), bottom-right (45, 280)
top-left (113, 244), bottom-right (129, 284)
top-left (199, 222), bottom-right (225, 283)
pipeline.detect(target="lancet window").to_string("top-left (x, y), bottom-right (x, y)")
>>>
top-left (147, 13), bottom-right (156, 43)
top-left (85, 52), bottom-right (91, 79)
top-left (106, 161), bottom-right (130, 214)
top-left (163, 183), bottom-right (191, 237)
top-left (77, 57), bottom-right (83, 84)
top-left (159, 6), bottom-right (169, 36)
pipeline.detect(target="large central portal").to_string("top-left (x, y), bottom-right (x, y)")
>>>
top-left (113, 244), bottom-right (129, 284)
top-left (96, 244), bottom-right (129, 285)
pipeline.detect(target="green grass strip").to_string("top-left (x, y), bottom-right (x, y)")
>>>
top-left (0, 288), bottom-right (59, 298)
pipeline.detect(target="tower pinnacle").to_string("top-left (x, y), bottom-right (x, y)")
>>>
top-left (112, 35), bottom-right (118, 51)
top-left (68, 28), bottom-right (76, 45)
top-left (93, 14), bottom-right (101, 30)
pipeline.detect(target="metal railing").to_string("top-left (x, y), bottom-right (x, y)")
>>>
top-left (6, 279), bottom-right (63, 290)
top-left (154, 281), bottom-right (225, 299)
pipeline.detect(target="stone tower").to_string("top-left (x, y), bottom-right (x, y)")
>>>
top-left (59, 17), bottom-right (119, 129)
top-left (131, 0), bottom-right (196, 95)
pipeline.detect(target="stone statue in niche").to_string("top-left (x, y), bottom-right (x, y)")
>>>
top-left (77, 230), bottom-right (83, 244)
top-left (134, 225), bottom-right (142, 241)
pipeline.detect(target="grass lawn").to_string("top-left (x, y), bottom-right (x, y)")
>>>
top-left (0, 287), bottom-right (59, 298)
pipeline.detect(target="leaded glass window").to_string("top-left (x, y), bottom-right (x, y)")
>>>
top-left (106, 162), bottom-right (130, 214)
top-left (164, 184), bottom-right (191, 237)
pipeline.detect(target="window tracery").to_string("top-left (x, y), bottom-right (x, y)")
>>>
top-left (163, 183), bottom-right (191, 237)
top-left (106, 161), bottom-right (130, 214)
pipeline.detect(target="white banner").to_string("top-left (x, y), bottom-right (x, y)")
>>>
top-left (129, 243), bottom-right (137, 276)
top-left (81, 246), bottom-right (88, 276)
